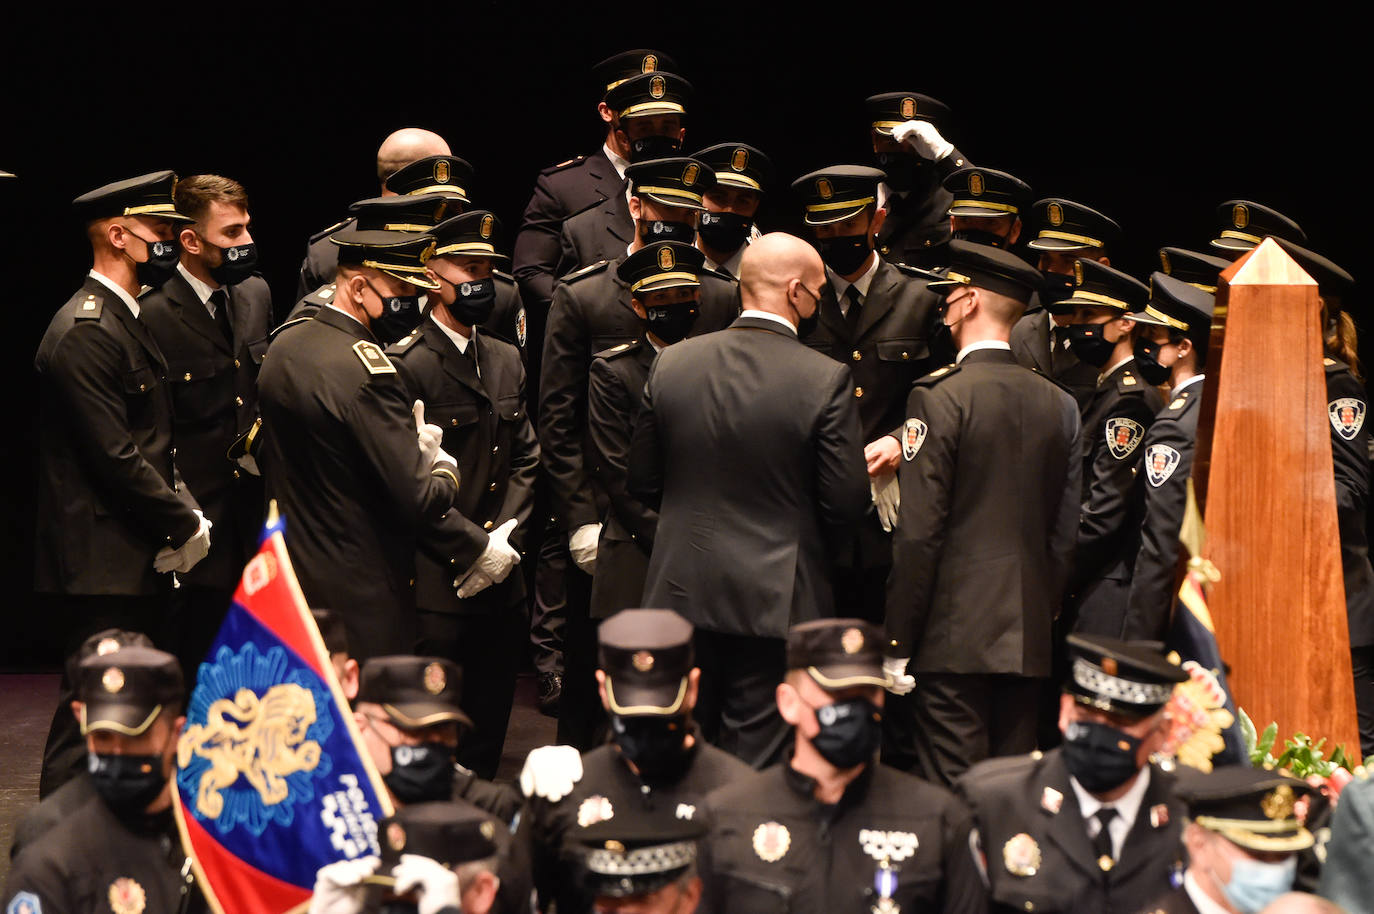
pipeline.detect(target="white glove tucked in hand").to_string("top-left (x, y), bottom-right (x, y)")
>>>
top-left (455, 518), bottom-right (521, 599)
top-left (519, 744), bottom-right (584, 802)
top-left (413, 400), bottom-right (457, 470)
top-left (568, 523), bottom-right (602, 574)
top-left (308, 855), bottom-right (379, 914)
top-left (392, 854), bottom-right (460, 914)
top-left (872, 471), bottom-right (900, 533)
top-left (154, 510), bottom-right (213, 574)
top-left (883, 656), bottom-right (916, 696)
top-left (891, 120), bottom-right (954, 162)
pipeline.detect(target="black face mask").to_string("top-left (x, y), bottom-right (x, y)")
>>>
top-left (1133, 337), bottom-right (1173, 386)
top-left (89, 751), bottom-right (168, 817)
top-left (875, 150), bottom-right (920, 193)
top-left (1040, 270), bottom-right (1075, 307)
top-left (446, 277), bottom-right (496, 327)
top-left (697, 210), bottom-right (752, 253)
top-left (643, 298), bottom-right (699, 344)
top-left (611, 713), bottom-right (693, 782)
top-left (368, 283), bottom-right (424, 346)
top-left (951, 228), bottom-right (1012, 249)
top-left (640, 219), bottom-right (697, 245)
top-left (383, 743), bottom-right (455, 803)
top-left (815, 234), bottom-right (872, 276)
top-left (1061, 720), bottom-right (1143, 794)
top-left (1066, 322), bottom-right (1117, 367)
top-left (128, 232), bottom-right (181, 289)
top-left (809, 697), bottom-right (882, 769)
top-left (627, 134), bottom-right (682, 163)
top-left (206, 240), bottom-right (259, 286)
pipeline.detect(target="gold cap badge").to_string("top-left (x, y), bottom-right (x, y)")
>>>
top-left (103, 667), bottom-right (125, 694)
top-left (97, 637), bottom-right (122, 656)
top-left (1073, 260), bottom-right (1084, 286)
top-left (642, 54), bottom-right (657, 73)
top-left (1047, 202), bottom-right (1064, 226)
top-left (841, 627), bottom-right (865, 655)
top-left (682, 163), bottom-right (698, 186)
top-left (434, 160), bottom-right (450, 184)
top-left (969, 172), bottom-right (985, 196)
top-left (817, 178), bottom-right (833, 200)
top-left (650, 75), bottom-right (665, 99)
top-left (1262, 784), bottom-right (1295, 821)
top-left (423, 662), bottom-right (446, 695)
top-left (731, 147), bottom-right (748, 172)
top-left (900, 96), bottom-right (916, 119)
top-left (1160, 250), bottom-right (1172, 274)
top-left (1233, 203), bottom-right (1249, 228)
top-left (480, 214), bottom-right (494, 239)
top-left (633, 649), bottom-right (656, 672)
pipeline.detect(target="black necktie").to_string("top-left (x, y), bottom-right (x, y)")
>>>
top-left (210, 289), bottom-right (232, 345)
top-left (844, 285), bottom-right (863, 334)
top-left (1091, 807), bottom-right (1118, 867)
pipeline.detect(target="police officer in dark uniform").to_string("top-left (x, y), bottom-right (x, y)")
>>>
top-left (1207, 199), bottom-right (1306, 260)
top-left (1121, 274), bottom-right (1215, 640)
top-left (1056, 261), bottom-right (1159, 637)
top-left (956, 634), bottom-right (1189, 914)
top-left (573, 798), bottom-right (707, 914)
top-left (1156, 247), bottom-right (1231, 296)
top-left (1011, 198), bottom-right (1122, 409)
top-left (693, 142), bottom-right (773, 277)
top-left (699, 618), bottom-right (987, 913)
top-left (387, 211), bottom-right (540, 779)
top-left (539, 156), bottom-right (738, 749)
top-left (5, 645), bottom-right (205, 914)
top-left (516, 609), bottom-right (751, 914)
top-left (586, 242), bottom-right (704, 618)
top-left (139, 174), bottom-right (274, 677)
top-left (790, 165), bottom-right (943, 624)
top-left (865, 92), bottom-right (971, 269)
top-left (884, 242), bottom-right (1081, 785)
top-left (258, 229), bottom-right (461, 661)
top-left (36, 171), bottom-right (210, 796)
top-left (557, 71), bottom-right (695, 277)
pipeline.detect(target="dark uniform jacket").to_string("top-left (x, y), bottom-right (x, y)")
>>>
top-left (1327, 357), bottom-right (1374, 647)
top-left (140, 270), bottom-right (273, 587)
top-left (1069, 360), bottom-right (1163, 637)
top-left (587, 341), bottom-right (658, 618)
top-left (1122, 381), bottom-right (1202, 641)
top-left (388, 319), bottom-right (539, 616)
top-left (700, 759), bottom-right (988, 914)
top-left (4, 795), bottom-right (205, 914)
top-left (886, 348), bottom-right (1082, 675)
top-left (9, 774), bottom-right (96, 861)
top-left (800, 259), bottom-right (942, 570)
top-left (34, 275), bottom-right (202, 595)
top-left (874, 147), bottom-right (968, 270)
top-left (629, 315), bottom-right (870, 637)
top-left (556, 191), bottom-right (632, 280)
top-left (517, 736), bottom-right (750, 914)
top-left (955, 751), bottom-right (1185, 914)
top-left (514, 149), bottom-right (626, 311)
top-left (1010, 309), bottom-right (1099, 410)
top-left (1136, 887), bottom-right (1201, 914)
top-left (538, 257), bottom-right (738, 533)
top-left (257, 306), bottom-right (459, 659)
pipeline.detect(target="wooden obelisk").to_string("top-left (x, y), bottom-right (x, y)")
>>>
top-left (1196, 238), bottom-right (1360, 760)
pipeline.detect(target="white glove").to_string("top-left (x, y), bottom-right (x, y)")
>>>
top-left (871, 471), bottom-right (900, 533)
top-left (412, 400), bottom-right (457, 470)
top-left (235, 453), bottom-right (260, 476)
top-left (883, 657), bottom-right (916, 696)
top-left (391, 854), bottom-right (459, 914)
top-left (455, 519), bottom-right (521, 598)
top-left (308, 855), bottom-right (379, 914)
top-left (154, 510), bottom-right (213, 574)
top-left (891, 120), bottom-right (954, 162)
top-left (519, 744), bottom-right (584, 802)
top-left (568, 523), bottom-right (601, 574)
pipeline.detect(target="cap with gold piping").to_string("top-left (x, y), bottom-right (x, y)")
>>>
top-left (787, 618), bottom-right (890, 690)
top-left (626, 157), bottom-right (715, 210)
top-left (372, 801), bottom-right (500, 883)
top-left (73, 170), bottom-right (194, 224)
top-left (1209, 200), bottom-right (1305, 254)
top-left (384, 156), bottom-right (474, 202)
top-left (593, 49), bottom-right (678, 95)
top-left (597, 609), bottom-right (694, 716)
top-left (331, 229), bottom-right (440, 291)
top-left (944, 166), bottom-right (1033, 218)
top-left (605, 70), bottom-right (693, 119)
top-left (1028, 198), bottom-right (1121, 252)
top-left (1064, 633), bottom-right (1187, 718)
top-left (791, 165), bottom-right (886, 226)
top-left (1134, 272), bottom-right (1215, 349)
top-left (1158, 247), bottom-right (1230, 293)
top-left (430, 211), bottom-right (510, 265)
top-left (864, 91), bottom-right (951, 135)
top-left (1053, 260), bottom-right (1149, 315)
top-left (616, 241), bottom-right (704, 296)
top-left (692, 142), bottom-right (772, 193)
top-left (357, 655), bottom-right (471, 729)
top-left (1175, 765), bottom-right (1316, 853)
top-left (925, 240), bottom-right (1044, 306)
top-left (349, 194), bottom-right (452, 233)
top-left (78, 645), bottom-right (184, 736)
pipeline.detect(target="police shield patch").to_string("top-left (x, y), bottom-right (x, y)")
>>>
top-left (1329, 397), bottom-right (1365, 440)
top-left (1105, 418), bottom-right (1144, 460)
top-left (1145, 444), bottom-right (1181, 487)
top-left (902, 418), bottom-right (928, 461)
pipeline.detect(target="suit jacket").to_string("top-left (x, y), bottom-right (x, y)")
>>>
top-left (886, 348), bottom-right (1081, 675)
top-left (1327, 358), bottom-right (1374, 647)
top-left (257, 306), bottom-right (459, 659)
top-left (514, 148), bottom-right (625, 310)
top-left (956, 751), bottom-right (1185, 914)
top-left (538, 257), bottom-right (739, 531)
top-left (556, 191), bottom-right (632, 280)
top-left (1010, 309), bottom-right (1099, 409)
top-left (139, 270), bottom-right (273, 588)
top-left (587, 340), bottom-right (658, 618)
top-left (629, 315), bottom-right (870, 637)
top-left (389, 319), bottom-right (539, 616)
top-left (34, 275), bottom-right (201, 595)
top-left (1122, 383), bottom-right (1201, 641)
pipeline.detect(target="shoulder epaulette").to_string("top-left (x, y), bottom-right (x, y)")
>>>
top-left (1162, 390), bottom-right (1193, 413)
top-left (353, 340), bottom-right (396, 375)
top-left (594, 340), bottom-right (641, 361)
top-left (269, 315), bottom-right (312, 340)
top-left (891, 262), bottom-right (942, 282)
top-left (1116, 368), bottom-right (1148, 395)
top-left (309, 218), bottom-right (352, 245)
top-left (73, 291), bottom-right (103, 320)
top-left (915, 363), bottom-right (959, 386)
top-left (565, 196), bottom-right (606, 222)
top-left (1028, 366), bottom-right (1076, 398)
top-left (543, 155), bottom-right (587, 175)
top-left (493, 269), bottom-right (516, 282)
top-left (387, 329), bottom-right (423, 355)
top-left (701, 266), bottom-right (737, 283)
top-left (1324, 356), bottom-right (1348, 374)
top-left (960, 751), bottom-right (1041, 789)
top-left (310, 282), bottom-right (338, 303)
top-left (560, 260), bottom-right (610, 283)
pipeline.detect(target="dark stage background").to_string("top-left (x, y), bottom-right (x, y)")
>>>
top-left (0, 7), bottom-right (1362, 667)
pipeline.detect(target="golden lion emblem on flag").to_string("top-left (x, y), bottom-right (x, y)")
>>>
top-left (177, 683), bottom-right (322, 819)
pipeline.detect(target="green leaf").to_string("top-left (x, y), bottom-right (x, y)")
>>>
top-left (1239, 708), bottom-right (1258, 756)
top-left (1257, 722), bottom-right (1279, 757)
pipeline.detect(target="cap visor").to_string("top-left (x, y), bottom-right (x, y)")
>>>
top-left (1128, 309), bottom-right (1172, 328)
top-left (804, 205), bottom-right (867, 226)
top-left (947, 205), bottom-right (1013, 218)
top-left (805, 665), bottom-right (890, 690)
top-left (635, 277), bottom-right (700, 294)
top-left (1068, 691), bottom-right (1159, 720)
top-left (382, 702), bottom-right (473, 729)
top-left (714, 174), bottom-right (762, 191)
top-left (1209, 236), bottom-right (1255, 252)
top-left (81, 702), bottom-right (163, 736)
top-left (622, 102), bottom-right (686, 118)
top-left (379, 268), bottom-right (441, 291)
top-left (1058, 293), bottom-right (1127, 311)
top-left (1216, 825), bottom-right (1314, 854)
top-left (924, 278), bottom-right (968, 292)
top-left (604, 678), bottom-right (688, 716)
top-left (642, 192), bottom-right (706, 211)
top-left (1028, 237), bottom-right (1094, 252)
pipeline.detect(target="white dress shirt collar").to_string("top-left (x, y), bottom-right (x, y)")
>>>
top-left (1069, 765), bottom-right (1151, 860)
top-left (176, 262), bottom-right (221, 312)
top-left (739, 309), bottom-right (798, 335)
top-left (88, 270), bottom-right (142, 320)
top-left (1172, 373), bottom-right (1205, 398)
top-left (603, 143), bottom-right (629, 180)
top-left (827, 254), bottom-right (881, 312)
top-left (956, 339), bottom-right (1012, 363)
top-left (431, 312), bottom-right (474, 358)
top-left (1098, 355), bottom-right (1134, 387)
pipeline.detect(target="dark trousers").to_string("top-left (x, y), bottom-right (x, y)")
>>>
top-left (553, 556), bottom-right (603, 750)
top-left (1353, 646), bottom-right (1374, 759)
top-left (832, 563), bottom-right (890, 625)
top-left (418, 590), bottom-right (529, 779)
top-left (892, 672), bottom-right (1041, 787)
top-left (163, 584), bottom-right (235, 687)
top-left (530, 527), bottom-right (566, 677)
top-left (693, 630), bottom-right (789, 769)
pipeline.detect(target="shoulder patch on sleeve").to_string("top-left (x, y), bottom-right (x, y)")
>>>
top-left (902, 418), bottom-right (929, 461)
top-left (1105, 417), bottom-right (1145, 459)
top-left (353, 340), bottom-right (396, 375)
top-left (1144, 444), bottom-right (1182, 487)
top-left (914, 363), bottom-right (959, 387)
top-left (1329, 397), bottom-right (1366, 440)
top-left (595, 341), bottom-right (640, 361)
top-left (561, 260), bottom-right (609, 283)
top-left (74, 292), bottom-right (103, 319)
